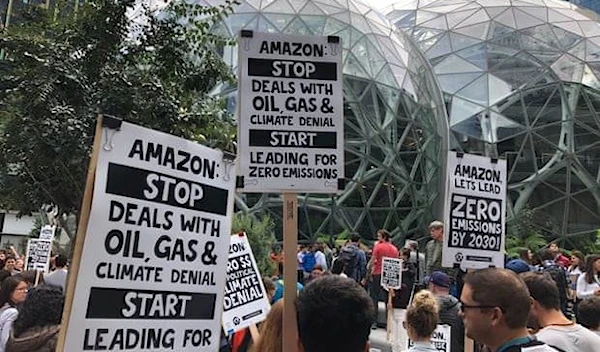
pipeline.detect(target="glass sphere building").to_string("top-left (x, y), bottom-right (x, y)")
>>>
top-left (204, 0), bottom-right (448, 241)
top-left (385, 0), bottom-right (600, 241)
top-left (204, 0), bottom-right (600, 243)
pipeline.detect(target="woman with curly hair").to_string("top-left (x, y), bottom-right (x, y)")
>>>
top-left (0, 276), bottom-right (28, 351)
top-left (5, 285), bottom-right (64, 352)
top-left (405, 290), bottom-right (439, 352)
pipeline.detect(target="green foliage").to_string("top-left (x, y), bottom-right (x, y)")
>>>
top-left (232, 213), bottom-right (276, 276)
top-left (0, 0), bottom-right (238, 217)
top-left (505, 206), bottom-right (547, 258)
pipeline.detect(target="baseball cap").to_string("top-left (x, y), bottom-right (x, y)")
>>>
top-left (425, 271), bottom-right (450, 288)
top-left (505, 259), bottom-right (531, 274)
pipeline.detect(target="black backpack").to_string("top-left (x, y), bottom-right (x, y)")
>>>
top-left (542, 263), bottom-right (569, 317)
top-left (338, 245), bottom-right (359, 280)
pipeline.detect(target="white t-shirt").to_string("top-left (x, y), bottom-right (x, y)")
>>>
top-left (576, 274), bottom-right (600, 299)
top-left (536, 324), bottom-right (600, 352)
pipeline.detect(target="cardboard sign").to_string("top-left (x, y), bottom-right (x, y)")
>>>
top-left (407, 324), bottom-right (451, 352)
top-left (237, 31), bottom-right (344, 193)
top-left (63, 121), bottom-right (236, 351)
top-left (24, 239), bottom-right (52, 272)
top-left (39, 225), bottom-right (56, 241)
top-left (222, 234), bottom-right (270, 334)
top-left (443, 152), bottom-right (507, 269)
top-left (381, 257), bottom-right (402, 290)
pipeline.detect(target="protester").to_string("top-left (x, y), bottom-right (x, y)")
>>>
top-left (427, 271), bottom-right (464, 352)
top-left (301, 245), bottom-right (317, 280)
top-left (43, 255), bottom-right (67, 292)
top-left (404, 290), bottom-right (439, 352)
top-left (369, 229), bottom-right (398, 328)
top-left (521, 272), bottom-right (600, 351)
top-left (577, 297), bottom-right (600, 335)
top-left (313, 243), bottom-right (327, 271)
top-left (296, 275), bottom-right (373, 352)
top-left (253, 300), bottom-right (283, 352)
top-left (12, 260), bottom-right (22, 275)
top-left (459, 268), bottom-right (561, 351)
top-left (2, 257), bottom-right (17, 276)
top-left (18, 271), bottom-right (44, 287)
top-left (537, 249), bottom-right (570, 317)
top-left (518, 248), bottom-right (533, 265)
top-left (308, 265), bottom-right (325, 282)
top-left (547, 243), bottom-right (570, 268)
top-left (388, 248), bottom-right (416, 352)
top-left (404, 240), bottom-right (425, 284)
top-left (505, 259), bottom-right (531, 275)
top-left (0, 251), bottom-right (6, 263)
top-left (337, 233), bottom-right (366, 284)
top-left (425, 221), bottom-right (457, 295)
top-left (576, 254), bottom-right (600, 300)
top-left (5, 285), bottom-right (64, 352)
top-left (0, 276), bottom-right (28, 351)
top-left (297, 245), bottom-right (306, 284)
top-left (272, 264), bottom-right (303, 304)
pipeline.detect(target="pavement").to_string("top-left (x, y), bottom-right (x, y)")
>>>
top-left (369, 327), bottom-right (392, 352)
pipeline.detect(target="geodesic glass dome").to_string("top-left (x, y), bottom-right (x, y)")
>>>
top-left (204, 0), bottom-right (447, 241)
top-left (384, 0), bottom-right (600, 241)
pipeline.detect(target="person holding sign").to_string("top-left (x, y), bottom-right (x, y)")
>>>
top-left (405, 290), bottom-right (439, 352)
top-left (370, 229), bottom-right (398, 328)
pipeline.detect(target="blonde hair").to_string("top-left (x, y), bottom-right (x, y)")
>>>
top-left (254, 300), bottom-right (283, 352)
top-left (406, 290), bottom-right (439, 338)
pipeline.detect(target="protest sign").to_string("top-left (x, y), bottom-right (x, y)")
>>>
top-left (381, 257), bottom-right (402, 290)
top-left (24, 239), bottom-right (52, 272)
top-left (443, 152), bottom-right (507, 269)
top-left (407, 324), bottom-right (451, 352)
top-left (237, 31), bottom-right (343, 193)
top-left (222, 233), bottom-right (270, 334)
top-left (39, 224), bottom-right (56, 241)
top-left (61, 119), bottom-right (236, 352)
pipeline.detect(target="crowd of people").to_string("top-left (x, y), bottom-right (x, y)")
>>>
top-left (231, 221), bottom-right (599, 352)
top-left (0, 250), bottom-right (67, 352)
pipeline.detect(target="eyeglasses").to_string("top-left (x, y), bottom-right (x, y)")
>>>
top-left (459, 301), bottom-right (504, 313)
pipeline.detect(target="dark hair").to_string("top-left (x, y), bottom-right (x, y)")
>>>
top-left (18, 270), bottom-right (45, 286)
top-left (331, 258), bottom-right (345, 275)
top-left (378, 229), bottom-right (391, 242)
top-left (0, 275), bottom-right (26, 307)
top-left (55, 255), bottom-right (68, 268)
top-left (0, 270), bottom-right (10, 283)
top-left (518, 248), bottom-right (531, 264)
top-left (463, 268), bottom-right (531, 329)
top-left (570, 250), bottom-right (586, 270)
top-left (406, 290), bottom-right (438, 338)
top-left (350, 233), bottom-right (361, 243)
top-left (538, 249), bottom-right (555, 262)
top-left (4, 255), bottom-right (15, 263)
top-left (521, 272), bottom-right (560, 310)
top-left (12, 285), bottom-right (64, 336)
top-left (400, 248), bottom-right (411, 258)
top-left (584, 254), bottom-right (600, 284)
top-left (578, 297), bottom-right (600, 330)
top-left (296, 276), bottom-right (373, 352)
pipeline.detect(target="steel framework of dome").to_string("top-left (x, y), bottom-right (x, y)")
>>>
top-left (204, 0), bottom-right (448, 241)
top-left (383, 0), bottom-right (600, 242)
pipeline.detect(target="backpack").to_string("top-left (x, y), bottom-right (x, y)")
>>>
top-left (302, 252), bottom-right (316, 272)
top-left (338, 245), bottom-right (359, 279)
top-left (542, 263), bottom-right (569, 316)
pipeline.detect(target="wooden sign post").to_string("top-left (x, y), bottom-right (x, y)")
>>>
top-left (283, 193), bottom-right (298, 352)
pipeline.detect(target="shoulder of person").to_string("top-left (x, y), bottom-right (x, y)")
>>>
top-left (0, 306), bottom-right (18, 321)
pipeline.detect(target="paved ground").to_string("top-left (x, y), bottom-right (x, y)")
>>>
top-left (369, 327), bottom-right (392, 352)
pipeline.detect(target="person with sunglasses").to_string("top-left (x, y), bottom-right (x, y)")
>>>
top-left (459, 268), bottom-right (563, 352)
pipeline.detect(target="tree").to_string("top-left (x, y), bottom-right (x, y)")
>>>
top-left (505, 206), bottom-right (547, 258)
top-left (0, 0), bottom-right (238, 233)
top-left (231, 213), bottom-right (276, 276)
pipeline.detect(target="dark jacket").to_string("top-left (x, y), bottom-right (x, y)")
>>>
top-left (5, 325), bottom-right (59, 352)
top-left (436, 294), bottom-right (464, 352)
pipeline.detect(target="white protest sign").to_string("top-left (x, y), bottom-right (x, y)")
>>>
top-left (381, 257), bottom-right (402, 290)
top-left (443, 152), bottom-right (507, 269)
top-left (64, 121), bottom-right (236, 351)
top-left (222, 233), bottom-right (270, 334)
top-left (407, 324), bottom-right (451, 352)
top-left (237, 31), bottom-right (344, 193)
top-left (24, 239), bottom-right (52, 272)
top-left (39, 225), bottom-right (56, 241)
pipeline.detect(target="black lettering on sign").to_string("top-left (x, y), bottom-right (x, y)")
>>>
top-left (105, 163), bottom-right (228, 215)
top-left (248, 58), bottom-right (337, 80)
top-left (249, 130), bottom-right (336, 148)
top-left (82, 327), bottom-right (176, 350)
top-left (223, 254), bottom-right (263, 312)
top-left (448, 193), bottom-right (503, 251)
top-left (86, 287), bottom-right (216, 320)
